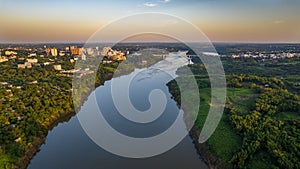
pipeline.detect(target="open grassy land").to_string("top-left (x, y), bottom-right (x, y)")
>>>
top-left (168, 57), bottom-right (300, 168)
top-left (191, 87), bottom-right (258, 168)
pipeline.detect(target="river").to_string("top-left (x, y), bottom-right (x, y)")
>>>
top-left (28, 55), bottom-right (208, 169)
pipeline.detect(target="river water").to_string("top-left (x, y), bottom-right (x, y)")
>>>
top-left (28, 56), bottom-right (207, 169)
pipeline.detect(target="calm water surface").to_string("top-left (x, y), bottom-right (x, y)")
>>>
top-left (28, 56), bottom-right (207, 169)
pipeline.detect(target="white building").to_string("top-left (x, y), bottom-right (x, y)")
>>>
top-left (5, 51), bottom-right (17, 55)
top-left (54, 65), bottom-right (62, 71)
top-left (0, 56), bottom-right (8, 63)
top-left (28, 53), bottom-right (37, 57)
top-left (27, 58), bottom-right (38, 63)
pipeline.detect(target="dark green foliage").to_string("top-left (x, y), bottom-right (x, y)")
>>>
top-left (168, 57), bottom-right (300, 169)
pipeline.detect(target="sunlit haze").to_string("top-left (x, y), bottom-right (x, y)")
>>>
top-left (0, 0), bottom-right (299, 43)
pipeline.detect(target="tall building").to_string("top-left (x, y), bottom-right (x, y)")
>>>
top-left (70, 46), bottom-right (76, 51)
top-left (45, 48), bottom-right (51, 55)
top-left (51, 48), bottom-right (58, 57)
top-left (71, 48), bottom-right (83, 55)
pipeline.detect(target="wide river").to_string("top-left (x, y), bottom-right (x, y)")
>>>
top-left (28, 56), bottom-right (208, 169)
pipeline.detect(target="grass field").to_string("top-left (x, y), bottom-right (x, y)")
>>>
top-left (226, 88), bottom-right (258, 113)
top-left (194, 87), bottom-right (258, 165)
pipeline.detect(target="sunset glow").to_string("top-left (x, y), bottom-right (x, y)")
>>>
top-left (0, 0), bottom-right (299, 43)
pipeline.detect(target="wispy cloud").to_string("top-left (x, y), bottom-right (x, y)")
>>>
top-left (143, 0), bottom-right (171, 7)
top-left (273, 20), bottom-right (284, 24)
top-left (144, 2), bottom-right (158, 7)
top-left (162, 0), bottom-right (171, 3)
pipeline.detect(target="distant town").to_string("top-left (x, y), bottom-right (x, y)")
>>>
top-left (0, 43), bottom-right (299, 85)
top-left (0, 45), bottom-right (128, 79)
top-left (0, 42), bottom-right (299, 91)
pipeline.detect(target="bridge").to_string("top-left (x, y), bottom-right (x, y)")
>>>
top-left (161, 54), bottom-right (197, 64)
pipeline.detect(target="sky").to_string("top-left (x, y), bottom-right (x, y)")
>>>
top-left (0, 0), bottom-right (299, 43)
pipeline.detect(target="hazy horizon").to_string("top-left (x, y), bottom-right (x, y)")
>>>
top-left (1, 0), bottom-right (300, 43)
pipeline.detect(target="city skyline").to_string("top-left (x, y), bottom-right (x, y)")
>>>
top-left (0, 0), bottom-right (299, 43)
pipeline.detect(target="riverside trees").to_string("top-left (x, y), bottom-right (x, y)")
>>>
top-left (168, 57), bottom-right (300, 168)
top-left (229, 86), bottom-right (300, 168)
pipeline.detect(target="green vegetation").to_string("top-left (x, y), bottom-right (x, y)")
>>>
top-left (168, 57), bottom-right (300, 168)
top-left (0, 46), bottom-right (163, 169)
top-left (0, 63), bottom-right (73, 168)
top-left (1, 43), bottom-right (300, 169)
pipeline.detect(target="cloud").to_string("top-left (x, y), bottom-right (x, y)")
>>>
top-left (142, 0), bottom-right (171, 7)
top-left (273, 20), bottom-right (284, 24)
top-left (144, 2), bottom-right (158, 7)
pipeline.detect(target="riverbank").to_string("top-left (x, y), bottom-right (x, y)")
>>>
top-left (26, 57), bottom-right (208, 169)
top-left (166, 79), bottom-right (223, 169)
top-left (189, 127), bottom-right (225, 169)
top-left (18, 60), bottom-right (158, 169)
top-left (14, 111), bottom-right (76, 169)
top-left (16, 55), bottom-right (190, 169)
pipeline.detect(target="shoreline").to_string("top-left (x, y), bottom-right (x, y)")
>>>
top-left (189, 127), bottom-right (223, 169)
top-left (167, 80), bottom-right (222, 169)
top-left (16, 63), bottom-right (153, 169)
top-left (14, 111), bottom-right (76, 169)
top-left (15, 59), bottom-right (187, 169)
top-left (15, 88), bottom-right (221, 169)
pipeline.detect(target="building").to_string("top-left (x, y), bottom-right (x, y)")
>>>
top-left (102, 60), bottom-right (112, 64)
top-left (45, 48), bottom-right (51, 55)
top-left (59, 51), bottom-right (65, 56)
top-left (28, 53), bottom-right (37, 57)
top-left (51, 48), bottom-right (58, 57)
top-left (70, 46), bottom-right (76, 51)
top-left (28, 80), bottom-right (38, 84)
top-left (232, 54), bottom-right (240, 59)
top-left (25, 62), bottom-right (32, 68)
top-left (18, 62), bottom-right (32, 69)
top-left (102, 47), bottom-right (112, 56)
top-left (42, 62), bottom-right (50, 66)
top-left (0, 82), bottom-right (8, 85)
top-left (0, 56), bottom-right (8, 63)
top-left (86, 48), bottom-right (95, 55)
top-left (18, 64), bottom-right (26, 69)
top-left (71, 48), bottom-right (83, 55)
top-left (53, 65), bottom-right (62, 71)
top-left (5, 51), bottom-right (17, 55)
top-left (9, 55), bottom-right (17, 59)
top-left (27, 58), bottom-right (38, 63)
top-left (81, 54), bottom-right (87, 61)
top-left (101, 47), bottom-right (126, 61)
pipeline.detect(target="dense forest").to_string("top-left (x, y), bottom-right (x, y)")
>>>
top-left (168, 57), bottom-right (300, 168)
top-left (0, 62), bottom-right (74, 168)
top-left (0, 47), bottom-right (164, 169)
